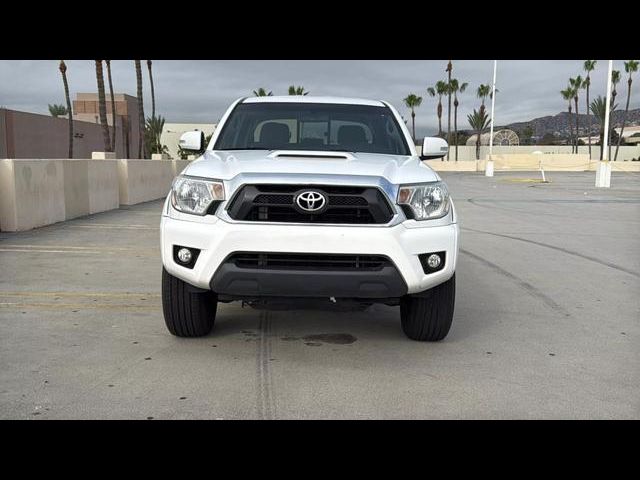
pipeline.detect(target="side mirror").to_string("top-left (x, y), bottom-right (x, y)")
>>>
top-left (179, 131), bottom-right (205, 151)
top-left (420, 137), bottom-right (449, 160)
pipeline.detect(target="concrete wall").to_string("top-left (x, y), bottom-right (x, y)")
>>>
top-left (488, 153), bottom-right (594, 171)
top-left (426, 160), bottom-right (479, 172)
top-left (0, 159), bottom-right (190, 231)
top-left (117, 160), bottom-right (175, 206)
top-left (62, 160), bottom-right (120, 219)
top-left (426, 154), bottom-right (640, 172)
top-left (0, 159), bottom-right (121, 231)
top-left (438, 145), bottom-right (640, 162)
top-left (0, 159), bottom-right (66, 231)
top-left (0, 160), bottom-right (17, 230)
top-left (87, 160), bottom-right (120, 213)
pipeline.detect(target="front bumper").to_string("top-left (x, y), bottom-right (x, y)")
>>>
top-left (161, 203), bottom-right (459, 296)
top-left (210, 259), bottom-right (409, 298)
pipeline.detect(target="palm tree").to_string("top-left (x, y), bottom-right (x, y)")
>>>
top-left (583, 60), bottom-right (597, 157)
top-left (48, 104), bottom-right (68, 117)
top-left (561, 87), bottom-right (575, 152)
top-left (94, 60), bottom-right (111, 152)
top-left (402, 94), bottom-right (422, 143)
top-left (609, 70), bottom-right (621, 160)
top-left (105, 60), bottom-right (116, 152)
top-left (569, 76), bottom-right (584, 152)
top-left (135, 60), bottom-right (146, 158)
top-left (613, 60), bottom-right (639, 161)
top-left (475, 84), bottom-right (495, 154)
top-left (426, 80), bottom-right (448, 137)
top-left (446, 60), bottom-right (453, 152)
top-left (450, 79), bottom-right (468, 161)
top-left (147, 60), bottom-right (156, 120)
top-left (477, 84), bottom-right (492, 117)
top-left (467, 109), bottom-right (491, 160)
top-left (58, 60), bottom-right (73, 158)
top-left (253, 88), bottom-right (273, 97)
top-left (590, 96), bottom-right (617, 160)
top-left (145, 115), bottom-right (167, 155)
top-left (288, 85), bottom-right (308, 95)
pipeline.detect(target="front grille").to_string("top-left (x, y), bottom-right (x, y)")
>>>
top-left (226, 184), bottom-right (394, 224)
top-left (227, 252), bottom-right (392, 271)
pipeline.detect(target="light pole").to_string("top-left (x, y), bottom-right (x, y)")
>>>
top-left (596, 60), bottom-right (613, 188)
top-left (485, 60), bottom-right (497, 177)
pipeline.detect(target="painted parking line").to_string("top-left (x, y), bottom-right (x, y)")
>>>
top-left (0, 302), bottom-right (160, 310)
top-left (73, 223), bottom-right (156, 227)
top-left (0, 248), bottom-right (103, 254)
top-left (0, 244), bottom-right (151, 252)
top-left (0, 291), bottom-right (161, 298)
top-left (0, 249), bottom-right (157, 256)
top-left (0, 246), bottom-right (157, 256)
top-left (68, 224), bottom-right (158, 230)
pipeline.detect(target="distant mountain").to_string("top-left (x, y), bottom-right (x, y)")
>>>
top-left (501, 108), bottom-right (640, 138)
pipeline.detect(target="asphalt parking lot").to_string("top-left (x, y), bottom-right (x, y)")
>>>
top-left (1, 171), bottom-right (638, 419)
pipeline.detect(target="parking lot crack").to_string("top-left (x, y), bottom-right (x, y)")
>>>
top-left (460, 248), bottom-right (572, 318)
top-left (461, 227), bottom-right (640, 279)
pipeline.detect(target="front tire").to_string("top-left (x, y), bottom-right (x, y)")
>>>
top-left (162, 268), bottom-right (217, 337)
top-left (400, 274), bottom-right (455, 341)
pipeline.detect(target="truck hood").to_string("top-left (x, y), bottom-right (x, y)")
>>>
top-left (182, 150), bottom-right (441, 185)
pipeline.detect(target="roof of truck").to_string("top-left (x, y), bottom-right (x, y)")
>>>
top-left (241, 96), bottom-right (386, 107)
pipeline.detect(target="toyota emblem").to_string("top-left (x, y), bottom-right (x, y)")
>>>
top-left (295, 190), bottom-right (326, 212)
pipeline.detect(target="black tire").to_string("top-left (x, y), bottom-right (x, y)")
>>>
top-left (400, 274), bottom-right (455, 341)
top-left (162, 268), bottom-right (217, 337)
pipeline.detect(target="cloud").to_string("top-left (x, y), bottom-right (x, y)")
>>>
top-left (0, 60), bottom-right (636, 137)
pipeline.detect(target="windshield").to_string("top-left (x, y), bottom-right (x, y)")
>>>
top-left (213, 102), bottom-right (411, 155)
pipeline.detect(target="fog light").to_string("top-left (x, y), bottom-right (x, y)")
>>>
top-left (427, 253), bottom-right (441, 269)
top-left (177, 248), bottom-right (192, 264)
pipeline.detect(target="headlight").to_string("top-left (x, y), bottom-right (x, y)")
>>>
top-left (397, 182), bottom-right (450, 220)
top-left (171, 176), bottom-right (225, 215)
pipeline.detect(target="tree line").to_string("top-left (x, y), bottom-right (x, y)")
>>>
top-left (252, 86), bottom-right (310, 97)
top-left (56, 60), bottom-right (164, 159)
top-left (561, 60), bottom-right (637, 160)
top-left (401, 61), bottom-right (498, 161)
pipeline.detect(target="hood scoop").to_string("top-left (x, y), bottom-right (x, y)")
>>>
top-left (268, 150), bottom-right (354, 160)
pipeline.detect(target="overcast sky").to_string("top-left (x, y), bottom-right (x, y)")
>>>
top-left (1, 60), bottom-right (636, 137)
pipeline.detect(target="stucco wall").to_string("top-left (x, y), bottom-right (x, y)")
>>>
top-left (0, 109), bottom-right (132, 159)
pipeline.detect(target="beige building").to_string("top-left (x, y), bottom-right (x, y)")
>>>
top-left (72, 93), bottom-right (142, 158)
top-left (161, 123), bottom-right (217, 159)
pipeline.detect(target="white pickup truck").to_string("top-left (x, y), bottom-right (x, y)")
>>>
top-left (161, 96), bottom-right (459, 341)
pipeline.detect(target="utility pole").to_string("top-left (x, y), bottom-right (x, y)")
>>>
top-left (489, 60), bottom-right (497, 156)
top-left (596, 60), bottom-right (613, 188)
top-left (485, 60), bottom-right (498, 177)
